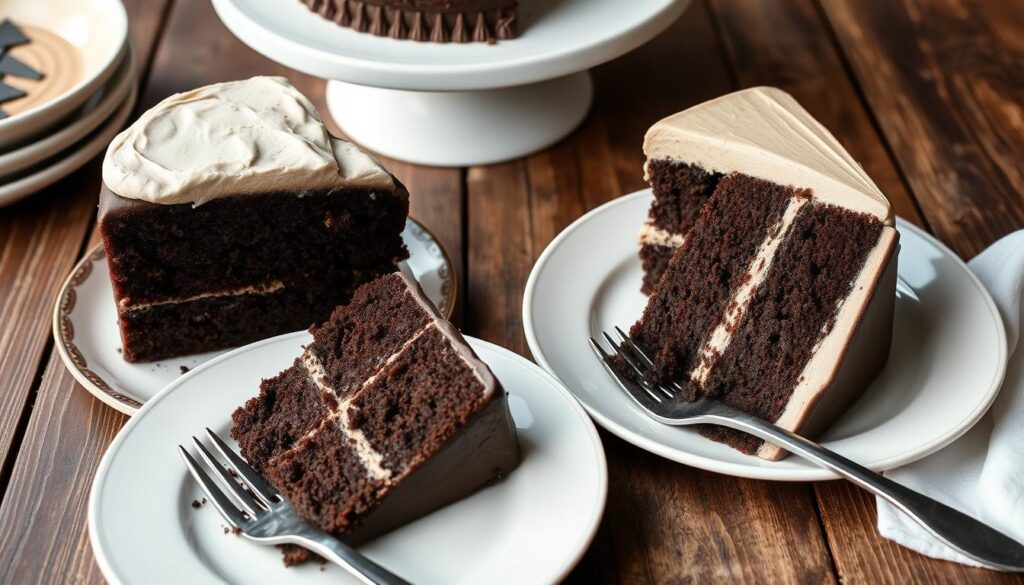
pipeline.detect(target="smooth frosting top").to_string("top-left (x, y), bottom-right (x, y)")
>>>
top-left (102, 76), bottom-right (393, 206)
top-left (643, 87), bottom-right (893, 223)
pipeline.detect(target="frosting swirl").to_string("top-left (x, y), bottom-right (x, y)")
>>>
top-left (102, 76), bottom-right (393, 206)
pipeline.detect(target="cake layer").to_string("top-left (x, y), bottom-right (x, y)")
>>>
top-left (100, 185), bottom-right (408, 306)
top-left (631, 174), bottom-right (795, 392)
top-left (697, 201), bottom-right (885, 454)
top-left (267, 417), bottom-right (385, 539)
top-left (232, 358), bottom-right (338, 474)
top-left (638, 160), bottom-right (724, 293)
top-left (638, 244), bottom-right (676, 296)
top-left (350, 326), bottom-right (489, 472)
top-left (758, 236), bottom-right (896, 459)
top-left (644, 160), bottom-right (723, 235)
top-left (116, 280), bottom-right (370, 362)
top-left (301, 0), bottom-right (518, 43)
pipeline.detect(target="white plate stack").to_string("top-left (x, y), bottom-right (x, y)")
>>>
top-left (0, 0), bottom-right (133, 207)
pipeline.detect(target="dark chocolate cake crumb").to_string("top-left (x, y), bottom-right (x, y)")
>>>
top-left (627, 171), bottom-right (891, 458)
top-left (190, 499), bottom-right (202, 509)
top-left (100, 184), bottom-right (409, 362)
top-left (231, 273), bottom-right (520, 567)
top-left (179, 365), bottom-right (190, 374)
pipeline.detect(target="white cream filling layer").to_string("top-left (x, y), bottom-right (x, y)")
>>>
top-left (637, 222), bottom-right (686, 248)
top-left (119, 280), bottom-right (285, 312)
top-left (689, 196), bottom-right (809, 385)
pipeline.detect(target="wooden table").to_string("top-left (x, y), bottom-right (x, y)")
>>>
top-left (1, 0), bottom-right (1022, 582)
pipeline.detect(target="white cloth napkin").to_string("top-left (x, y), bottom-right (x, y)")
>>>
top-left (876, 230), bottom-right (1024, 567)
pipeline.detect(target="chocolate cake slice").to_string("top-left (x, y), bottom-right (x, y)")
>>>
top-left (99, 77), bottom-right (409, 362)
top-left (232, 272), bottom-right (519, 564)
top-left (300, 0), bottom-right (518, 43)
top-left (625, 87), bottom-right (899, 460)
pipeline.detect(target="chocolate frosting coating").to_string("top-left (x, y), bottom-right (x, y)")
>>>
top-left (301, 0), bottom-right (518, 43)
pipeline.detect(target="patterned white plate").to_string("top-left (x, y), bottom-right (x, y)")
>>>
top-left (54, 218), bottom-right (455, 415)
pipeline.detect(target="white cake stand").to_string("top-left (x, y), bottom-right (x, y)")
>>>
top-left (211, 0), bottom-right (691, 166)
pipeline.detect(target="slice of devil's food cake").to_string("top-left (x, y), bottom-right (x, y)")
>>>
top-left (627, 87), bottom-right (898, 460)
top-left (231, 272), bottom-right (519, 564)
top-left (99, 76), bottom-right (409, 362)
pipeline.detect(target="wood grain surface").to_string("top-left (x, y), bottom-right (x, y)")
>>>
top-left (0, 0), bottom-right (1021, 583)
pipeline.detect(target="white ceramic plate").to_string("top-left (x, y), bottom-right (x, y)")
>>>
top-left (0, 0), bottom-right (128, 147)
top-left (89, 334), bottom-right (607, 585)
top-left (55, 219), bottom-right (457, 415)
top-left (0, 79), bottom-right (136, 207)
top-left (523, 189), bottom-right (1007, 481)
top-left (0, 44), bottom-right (134, 177)
top-left (211, 0), bottom-right (691, 91)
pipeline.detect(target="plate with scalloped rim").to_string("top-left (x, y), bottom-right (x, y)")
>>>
top-left (89, 333), bottom-right (606, 585)
top-left (54, 218), bottom-right (457, 415)
top-left (523, 188), bottom-right (1007, 481)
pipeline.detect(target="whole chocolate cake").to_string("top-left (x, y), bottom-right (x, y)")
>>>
top-left (99, 77), bottom-right (409, 362)
top-left (299, 0), bottom-right (518, 43)
top-left (625, 87), bottom-right (898, 460)
top-left (232, 272), bottom-right (520, 564)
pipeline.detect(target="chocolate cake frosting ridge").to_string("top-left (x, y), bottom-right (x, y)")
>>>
top-left (298, 0), bottom-right (517, 43)
top-left (102, 76), bottom-right (393, 206)
top-left (643, 87), bottom-right (893, 223)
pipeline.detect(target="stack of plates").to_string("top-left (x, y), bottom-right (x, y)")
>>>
top-left (0, 0), bottom-right (133, 207)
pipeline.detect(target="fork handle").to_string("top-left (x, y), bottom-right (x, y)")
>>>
top-left (703, 405), bottom-right (1024, 571)
top-left (293, 526), bottom-right (412, 585)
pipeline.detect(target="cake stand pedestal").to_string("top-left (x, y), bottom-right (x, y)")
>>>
top-left (324, 73), bottom-right (592, 166)
top-left (212, 0), bottom-right (691, 167)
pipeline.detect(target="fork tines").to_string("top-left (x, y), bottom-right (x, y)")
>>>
top-left (177, 428), bottom-right (281, 532)
top-left (589, 326), bottom-right (679, 404)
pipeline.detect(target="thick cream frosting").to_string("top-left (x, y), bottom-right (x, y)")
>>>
top-left (643, 87), bottom-right (893, 223)
top-left (102, 76), bottom-right (393, 206)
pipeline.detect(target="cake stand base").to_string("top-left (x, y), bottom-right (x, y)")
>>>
top-left (325, 72), bottom-right (593, 167)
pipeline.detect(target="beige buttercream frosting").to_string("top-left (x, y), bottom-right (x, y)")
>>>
top-left (643, 86), bottom-right (893, 224)
top-left (102, 76), bottom-right (393, 206)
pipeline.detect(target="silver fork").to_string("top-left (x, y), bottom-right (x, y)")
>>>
top-left (591, 327), bottom-right (1024, 572)
top-left (178, 428), bottom-right (411, 585)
